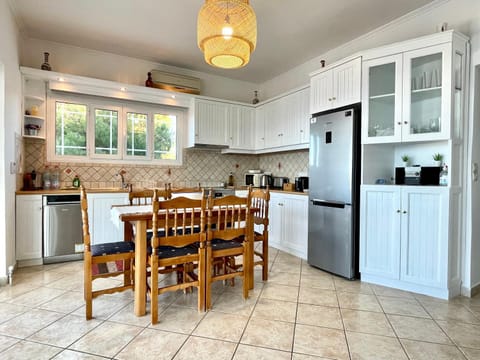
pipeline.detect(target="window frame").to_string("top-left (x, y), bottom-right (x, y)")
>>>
top-left (47, 92), bottom-right (185, 165)
top-left (90, 102), bottom-right (123, 160)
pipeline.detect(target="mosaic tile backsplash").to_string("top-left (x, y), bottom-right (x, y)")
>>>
top-left (21, 138), bottom-right (309, 189)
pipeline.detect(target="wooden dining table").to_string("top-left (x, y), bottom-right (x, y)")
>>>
top-left (111, 204), bottom-right (256, 317)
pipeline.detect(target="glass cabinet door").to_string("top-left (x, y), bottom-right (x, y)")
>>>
top-left (362, 54), bottom-right (403, 144)
top-left (403, 44), bottom-right (450, 141)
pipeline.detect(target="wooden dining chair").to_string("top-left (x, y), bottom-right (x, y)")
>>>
top-left (129, 184), bottom-right (171, 205)
top-left (250, 187), bottom-right (270, 281)
top-left (205, 192), bottom-right (252, 309)
top-left (147, 190), bottom-right (207, 324)
top-left (80, 186), bottom-right (135, 320)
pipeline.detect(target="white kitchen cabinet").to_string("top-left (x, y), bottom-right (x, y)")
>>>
top-left (263, 98), bottom-right (285, 148)
top-left (296, 87), bottom-right (311, 144)
top-left (360, 185), bottom-right (456, 299)
top-left (359, 186), bottom-right (400, 279)
top-left (228, 105), bottom-right (255, 150)
top-left (22, 78), bottom-right (46, 139)
top-left (16, 195), bottom-right (43, 262)
top-left (310, 57), bottom-right (361, 114)
top-left (254, 105), bottom-right (265, 150)
top-left (87, 193), bottom-right (129, 244)
top-left (362, 31), bottom-right (468, 144)
top-left (194, 99), bottom-right (229, 146)
top-left (269, 192), bottom-right (308, 259)
top-left (263, 87), bottom-right (310, 149)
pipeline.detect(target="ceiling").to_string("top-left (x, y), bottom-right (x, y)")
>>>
top-left (10, 0), bottom-right (435, 84)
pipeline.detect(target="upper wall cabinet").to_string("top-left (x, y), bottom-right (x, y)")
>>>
top-left (262, 87), bottom-right (310, 150)
top-left (228, 105), bottom-right (255, 150)
top-left (310, 57), bottom-right (361, 114)
top-left (193, 99), bottom-right (229, 146)
top-left (362, 31), bottom-right (468, 144)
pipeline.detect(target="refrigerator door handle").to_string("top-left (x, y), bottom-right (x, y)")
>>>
top-left (311, 199), bottom-right (350, 209)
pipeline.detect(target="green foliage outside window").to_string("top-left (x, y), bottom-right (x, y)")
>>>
top-left (55, 102), bottom-right (87, 156)
top-left (126, 112), bottom-right (148, 156)
top-left (95, 109), bottom-right (118, 155)
top-left (154, 114), bottom-right (176, 160)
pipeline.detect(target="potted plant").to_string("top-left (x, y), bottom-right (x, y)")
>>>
top-left (433, 153), bottom-right (443, 166)
top-left (401, 155), bottom-right (410, 167)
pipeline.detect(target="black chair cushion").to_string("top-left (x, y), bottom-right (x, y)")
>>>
top-left (91, 241), bottom-right (135, 256)
top-left (148, 245), bottom-right (198, 258)
top-left (210, 238), bottom-right (243, 250)
top-left (146, 229), bottom-right (168, 241)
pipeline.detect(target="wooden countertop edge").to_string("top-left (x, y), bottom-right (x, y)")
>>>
top-left (16, 187), bottom-right (308, 196)
top-left (16, 188), bottom-right (129, 195)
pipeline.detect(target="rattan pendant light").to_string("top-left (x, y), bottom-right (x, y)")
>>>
top-left (197, 0), bottom-right (257, 69)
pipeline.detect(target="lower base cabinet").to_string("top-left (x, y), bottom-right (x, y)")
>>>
top-left (360, 185), bottom-right (461, 299)
top-left (16, 195), bottom-right (43, 263)
top-left (269, 192), bottom-right (308, 259)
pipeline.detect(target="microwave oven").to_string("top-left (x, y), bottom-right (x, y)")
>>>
top-left (245, 173), bottom-right (263, 188)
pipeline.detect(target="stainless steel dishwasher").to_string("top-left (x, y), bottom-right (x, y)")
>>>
top-left (43, 194), bottom-right (84, 264)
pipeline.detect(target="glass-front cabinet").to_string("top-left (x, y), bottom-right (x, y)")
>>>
top-left (402, 44), bottom-right (449, 142)
top-left (362, 54), bottom-right (403, 143)
top-left (362, 41), bottom-right (461, 144)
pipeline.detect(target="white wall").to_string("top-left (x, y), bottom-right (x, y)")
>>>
top-left (466, 23), bottom-right (480, 292)
top-left (21, 38), bottom-right (257, 103)
top-left (0, 0), bottom-right (22, 282)
top-left (261, 0), bottom-right (480, 99)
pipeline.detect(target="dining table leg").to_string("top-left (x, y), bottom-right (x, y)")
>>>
top-left (134, 220), bottom-right (147, 316)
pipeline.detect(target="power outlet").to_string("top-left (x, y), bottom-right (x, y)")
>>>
top-left (9, 161), bottom-right (16, 174)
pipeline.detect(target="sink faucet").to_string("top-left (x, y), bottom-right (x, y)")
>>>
top-left (116, 170), bottom-right (129, 189)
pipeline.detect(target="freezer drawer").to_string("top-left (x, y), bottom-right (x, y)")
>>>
top-left (308, 200), bottom-right (354, 279)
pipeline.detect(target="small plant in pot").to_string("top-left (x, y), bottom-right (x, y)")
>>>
top-left (433, 153), bottom-right (443, 166)
top-left (401, 155), bottom-right (410, 167)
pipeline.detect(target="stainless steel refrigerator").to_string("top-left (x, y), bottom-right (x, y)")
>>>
top-left (307, 104), bottom-right (361, 279)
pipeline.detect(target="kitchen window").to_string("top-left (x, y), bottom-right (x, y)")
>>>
top-left (55, 101), bottom-right (87, 156)
top-left (47, 93), bottom-right (185, 165)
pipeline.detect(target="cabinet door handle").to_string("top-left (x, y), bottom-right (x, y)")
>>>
top-left (397, 122), bottom-right (402, 125)
top-left (328, 98), bottom-right (332, 101)
top-left (278, 203), bottom-right (284, 206)
top-left (397, 209), bottom-right (401, 213)
top-left (404, 121), bottom-right (408, 125)
top-left (332, 97), bottom-right (336, 101)
top-left (402, 210), bottom-right (407, 214)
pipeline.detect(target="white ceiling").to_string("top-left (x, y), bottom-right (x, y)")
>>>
top-left (9, 0), bottom-right (435, 84)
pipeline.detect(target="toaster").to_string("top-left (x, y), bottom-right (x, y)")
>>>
top-left (272, 176), bottom-right (289, 189)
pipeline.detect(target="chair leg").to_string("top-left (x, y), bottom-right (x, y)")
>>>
top-left (262, 239), bottom-right (268, 281)
top-left (84, 257), bottom-right (93, 320)
top-left (206, 247), bottom-right (212, 310)
top-left (150, 257), bottom-right (159, 324)
top-left (198, 247), bottom-right (206, 312)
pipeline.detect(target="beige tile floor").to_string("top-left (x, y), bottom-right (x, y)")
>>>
top-left (1, 248), bottom-right (480, 359)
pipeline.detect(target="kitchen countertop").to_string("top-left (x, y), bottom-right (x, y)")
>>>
top-left (16, 187), bottom-right (129, 195)
top-left (16, 187), bottom-right (308, 196)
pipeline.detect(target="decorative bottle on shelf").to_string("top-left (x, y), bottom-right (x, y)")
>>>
top-left (72, 175), bottom-right (81, 188)
top-left (41, 52), bottom-right (52, 71)
top-left (252, 90), bottom-right (259, 104)
top-left (145, 72), bottom-right (154, 87)
top-left (43, 166), bottom-right (51, 189)
top-left (439, 164), bottom-right (448, 186)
